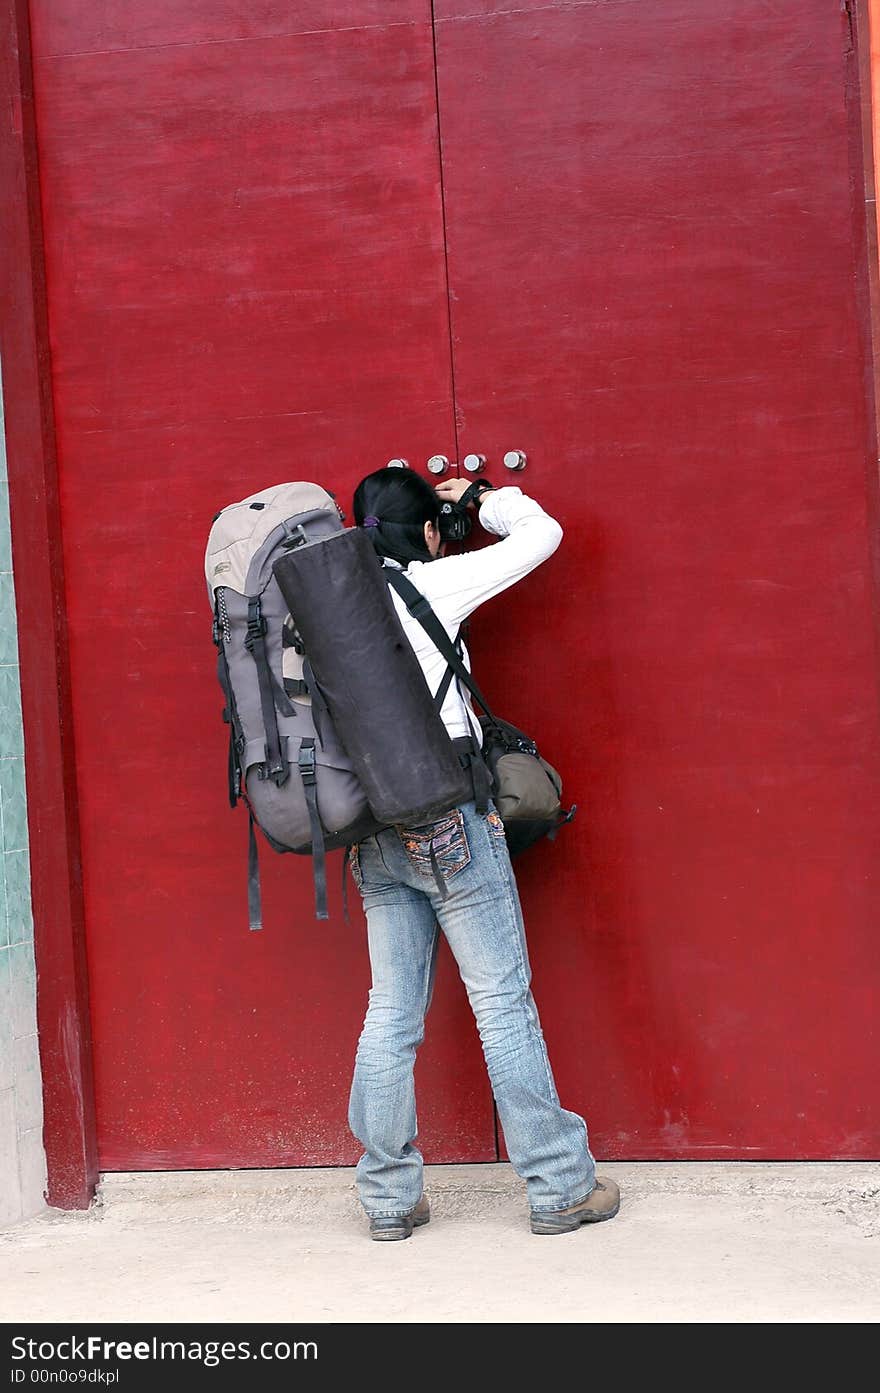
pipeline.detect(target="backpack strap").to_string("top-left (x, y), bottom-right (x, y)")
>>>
top-left (213, 603), bottom-right (245, 808)
top-left (245, 597), bottom-right (290, 786)
top-left (301, 656), bottom-right (332, 749)
top-left (215, 602), bottom-right (264, 930)
top-left (270, 669), bottom-right (296, 718)
top-left (384, 569), bottom-right (494, 813)
top-left (215, 645), bottom-right (242, 808)
top-left (433, 642), bottom-right (458, 712)
top-left (298, 738), bottom-right (329, 920)
top-left (384, 570), bottom-right (499, 721)
top-left (247, 807), bottom-right (263, 931)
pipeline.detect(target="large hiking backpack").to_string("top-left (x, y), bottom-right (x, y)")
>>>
top-left (205, 482), bottom-right (471, 928)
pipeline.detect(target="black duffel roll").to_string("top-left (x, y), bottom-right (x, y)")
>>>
top-left (273, 528), bottom-right (471, 825)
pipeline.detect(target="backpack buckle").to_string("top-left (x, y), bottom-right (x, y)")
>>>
top-left (244, 615), bottom-right (267, 650)
top-left (281, 521), bottom-right (309, 549)
top-left (244, 597), bottom-right (267, 651)
top-left (297, 742), bottom-right (317, 786)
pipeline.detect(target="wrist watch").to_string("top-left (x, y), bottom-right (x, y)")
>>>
top-left (459, 479), bottom-right (496, 509)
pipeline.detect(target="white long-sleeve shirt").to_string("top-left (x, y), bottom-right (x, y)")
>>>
top-left (382, 486), bottom-right (563, 743)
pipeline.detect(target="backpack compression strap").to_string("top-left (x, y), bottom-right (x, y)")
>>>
top-left (247, 808), bottom-right (263, 931)
top-left (214, 639), bottom-right (242, 809)
top-left (245, 597), bottom-right (294, 787)
top-left (298, 738), bottom-right (329, 920)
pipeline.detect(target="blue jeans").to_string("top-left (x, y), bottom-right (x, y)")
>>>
top-left (347, 796), bottom-right (596, 1217)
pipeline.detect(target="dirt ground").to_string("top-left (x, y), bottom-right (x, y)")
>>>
top-left (1, 1162), bottom-right (878, 1324)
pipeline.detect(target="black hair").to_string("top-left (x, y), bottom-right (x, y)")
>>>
top-left (352, 468), bottom-right (440, 566)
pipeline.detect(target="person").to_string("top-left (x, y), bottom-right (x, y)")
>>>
top-left (347, 466), bottom-right (620, 1239)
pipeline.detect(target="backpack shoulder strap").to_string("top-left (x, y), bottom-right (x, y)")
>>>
top-left (384, 568), bottom-right (498, 723)
top-left (433, 642), bottom-right (458, 713)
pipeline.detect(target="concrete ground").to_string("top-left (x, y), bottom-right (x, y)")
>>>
top-left (1, 1163), bottom-right (878, 1323)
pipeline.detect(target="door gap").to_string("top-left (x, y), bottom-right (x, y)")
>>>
top-left (429, 3), bottom-right (461, 470)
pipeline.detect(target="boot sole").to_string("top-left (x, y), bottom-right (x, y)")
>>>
top-left (370, 1211), bottom-right (431, 1242)
top-left (530, 1199), bottom-right (620, 1235)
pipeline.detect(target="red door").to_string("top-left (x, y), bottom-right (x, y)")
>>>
top-left (27, 1), bottom-right (495, 1168)
top-left (21, 0), bottom-right (880, 1170)
top-left (434, 0), bottom-right (880, 1157)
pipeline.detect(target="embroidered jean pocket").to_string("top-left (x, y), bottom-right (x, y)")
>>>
top-left (395, 809), bottom-right (471, 883)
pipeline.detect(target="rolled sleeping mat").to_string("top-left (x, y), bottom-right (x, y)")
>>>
top-left (273, 528), bottom-right (472, 825)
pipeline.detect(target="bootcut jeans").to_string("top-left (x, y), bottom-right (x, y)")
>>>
top-left (347, 795), bottom-right (596, 1218)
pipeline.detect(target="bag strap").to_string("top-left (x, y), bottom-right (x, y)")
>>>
top-left (433, 642), bottom-right (458, 712)
top-left (385, 568), bottom-right (494, 813)
top-left (245, 597), bottom-right (290, 786)
top-left (301, 656), bottom-right (331, 749)
top-left (247, 807), bottom-right (263, 931)
top-left (213, 601), bottom-right (247, 808)
top-left (384, 568), bottom-right (499, 724)
top-left (298, 738), bottom-right (329, 920)
top-left (215, 646), bottom-right (242, 809)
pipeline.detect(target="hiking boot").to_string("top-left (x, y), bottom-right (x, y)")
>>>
top-left (369, 1193), bottom-right (431, 1242)
top-left (530, 1177), bottom-right (620, 1235)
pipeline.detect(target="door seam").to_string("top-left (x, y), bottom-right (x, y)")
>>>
top-left (429, 3), bottom-right (461, 469)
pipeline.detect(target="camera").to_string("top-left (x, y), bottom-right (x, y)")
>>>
top-left (436, 479), bottom-right (495, 542)
top-left (437, 499), bottom-right (473, 543)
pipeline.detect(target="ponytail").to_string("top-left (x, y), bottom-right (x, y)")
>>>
top-left (352, 469), bottom-right (440, 566)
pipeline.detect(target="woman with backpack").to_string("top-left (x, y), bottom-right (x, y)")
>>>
top-left (347, 467), bottom-right (620, 1240)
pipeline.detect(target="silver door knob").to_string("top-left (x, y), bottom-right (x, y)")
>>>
top-left (462, 453), bottom-right (487, 473)
top-left (426, 454), bottom-right (450, 475)
top-left (386, 458), bottom-right (409, 469)
top-left (503, 449), bottom-right (527, 471)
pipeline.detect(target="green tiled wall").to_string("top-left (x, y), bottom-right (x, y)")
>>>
top-left (0, 375), bottom-right (47, 1224)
